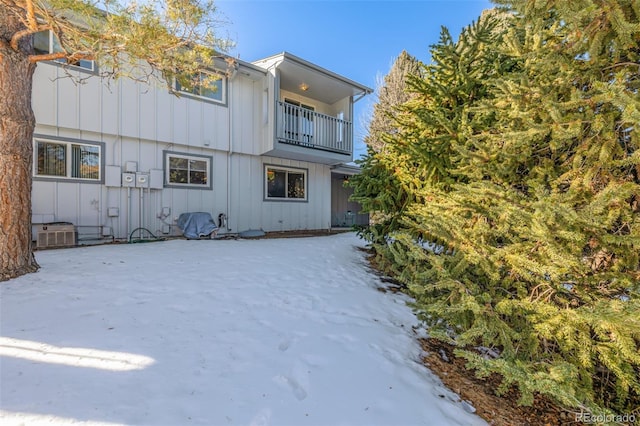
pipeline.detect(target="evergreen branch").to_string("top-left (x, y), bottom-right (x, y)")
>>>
top-left (601, 62), bottom-right (640, 73)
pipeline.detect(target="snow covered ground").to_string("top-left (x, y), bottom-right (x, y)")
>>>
top-left (1, 232), bottom-right (485, 426)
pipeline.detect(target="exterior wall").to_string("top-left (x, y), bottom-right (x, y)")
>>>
top-left (230, 155), bottom-right (331, 233)
top-left (30, 60), bottom-right (347, 240)
top-left (31, 137), bottom-right (332, 239)
top-left (32, 63), bottom-right (244, 153)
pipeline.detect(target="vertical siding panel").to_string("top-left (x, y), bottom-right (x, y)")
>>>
top-left (151, 189), bottom-right (165, 236)
top-left (32, 182), bottom-right (55, 217)
top-left (78, 184), bottom-right (101, 226)
top-left (172, 97), bottom-right (188, 145)
top-left (229, 154), bottom-right (243, 232)
top-left (187, 101), bottom-right (203, 146)
top-left (171, 190), bottom-right (188, 218)
top-left (138, 141), bottom-right (156, 172)
top-left (156, 89), bottom-right (173, 143)
top-left (250, 85), bottom-right (259, 155)
top-left (307, 163), bottom-right (317, 229)
top-left (219, 109), bottom-right (229, 150)
top-left (101, 80), bottom-right (119, 136)
top-left (55, 182), bottom-right (78, 223)
top-left (212, 153), bottom-right (227, 225)
top-left (321, 166), bottom-right (331, 229)
top-left (79, 76), bottom-right (101, 133)
top-left (120, 137), bottom-right (139, 167)
top-left (120, 188), bottom-right (132, 239)
top-left (203, 103), bottom-right (226, 149)
top-left (202, 105), bottom-right (215, 148)
top-left (32, 65), bottom-right (57, 126)
top-left (238, 83), bottom-right (253, 154)
top-left (56, 71), bottom-right (79, 130)
top-left (120, 79), bottom-right (139, 138)
top-left (104, 187), bottom-right (123, 239)
top-left (139, 85), bottom-right (156, 141)
top-left (251, 156), bottom-right (263, 229)
top-left (318, 164), bottom-right (327, 229)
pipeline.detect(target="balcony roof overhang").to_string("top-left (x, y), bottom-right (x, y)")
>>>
top-left (331, 163), bottom-right (362, 176)
top-left (253, 52), bottom-right (373, 105)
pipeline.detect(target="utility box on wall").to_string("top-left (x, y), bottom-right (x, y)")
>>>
top-left (149, 169), bottom-right (164, 189)
top-left (136, 173), bottom-right (149, 188)
top-left (105, 165), bottom-right (121, 187)
top-left (122, 172), bottom-right (135, 187)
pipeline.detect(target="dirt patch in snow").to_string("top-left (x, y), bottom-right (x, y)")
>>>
top-left (365, 248), bottom-right (571, 425)
top-left (419, 338), bottom-right (572, 425)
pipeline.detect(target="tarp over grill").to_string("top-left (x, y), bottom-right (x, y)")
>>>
top-left (176, 212), bottom-right (219, 239)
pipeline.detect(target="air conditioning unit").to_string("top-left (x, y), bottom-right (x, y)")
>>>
top-left (36, 223), bottom-right (76, 249)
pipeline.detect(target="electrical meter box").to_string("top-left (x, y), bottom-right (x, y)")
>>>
top-left (136, 173), bottom-right (149, 188)
top-left (122, 172), bottom-right (135, 187)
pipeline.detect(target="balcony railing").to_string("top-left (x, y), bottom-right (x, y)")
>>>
top-left (276, 101), bottom-right (352, 155)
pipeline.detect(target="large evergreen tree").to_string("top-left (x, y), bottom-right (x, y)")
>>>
top-left (354, 2), bottom-right (639, 415)
top-left (364, 50), bottom-right (422, 152)
top-left (351, 50), bottom-right (422, 245)
top-left (0, 0), bottom-right (232, 281)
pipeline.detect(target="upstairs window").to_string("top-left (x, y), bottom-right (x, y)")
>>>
top-left (34, 138), bottom-right (102, 181)
top-left (175, 71), bottom-right (226, 104)
top-left (265, 165), bottom-right (307, 201)
top-left (164, 151), bottom-right (212, 189)
top-left (33, 30), bottom-right (95, 72)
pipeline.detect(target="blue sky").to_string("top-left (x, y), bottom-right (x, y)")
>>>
top-left (216, 0), bottom-right (494, 158)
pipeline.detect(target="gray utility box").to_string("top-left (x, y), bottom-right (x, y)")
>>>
top-left (36, 222), bottom-right (76, 249)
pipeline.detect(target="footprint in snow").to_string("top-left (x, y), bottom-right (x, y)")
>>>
top-left (274, 374), bottom-right (308, 401)
top-left (278, 339), bottom-right (291, 352)
top-left (249, 408), bottom-right (272, 426)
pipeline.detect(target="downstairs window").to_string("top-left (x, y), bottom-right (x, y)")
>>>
top-left (164, 151), bottom-right (212, 189)
top-left (34, 138), bottom-right (102, 181)
top-left (265, 165), bottom-right (307, 201)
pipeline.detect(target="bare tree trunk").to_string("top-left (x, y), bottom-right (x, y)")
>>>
top-left (1, 4), bottom-right (40, 281)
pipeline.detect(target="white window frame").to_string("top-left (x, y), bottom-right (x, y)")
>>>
top-left (164, 151), bottom-right (213, 189)
top-left (33, 30), bottom-right (96, 72)
top-left (264, 165), bottom-right (308, 202)
top-left (174, 70), bottom-right (227, 105)
top-left (33, 137), bottom-right (103, 182)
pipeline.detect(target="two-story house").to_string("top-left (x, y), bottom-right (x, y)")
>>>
top-left (30, 47), bottom-right (372, 244)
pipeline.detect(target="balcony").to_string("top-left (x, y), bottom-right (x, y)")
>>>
top-left (276, 101), bottom-right (352, 155)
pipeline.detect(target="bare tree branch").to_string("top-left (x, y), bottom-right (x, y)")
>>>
top-left (28, 51), bottom-right (66, 63)
top-left (24, 0), bottom-right (37, 30)
top-left (9, 26), bottom-right (42, 50)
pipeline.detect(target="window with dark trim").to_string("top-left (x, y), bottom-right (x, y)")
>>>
top-left (164, 151), bottom-right (212, 189)
top-left (34, 138), bottom-right (101, 181)
top-left (265, 165), bottom-right (307, 201)
top-left (33, 30), bottom-right (95, 71)
top-left (175, 71), bottom-right (226, 104)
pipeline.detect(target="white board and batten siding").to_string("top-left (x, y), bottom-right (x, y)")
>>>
top-left (31, 62), bottom-right (335, 239)
top-left (229, 155), bottom-right (331, 233)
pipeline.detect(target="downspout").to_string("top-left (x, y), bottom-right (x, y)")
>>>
top-left (349, 89), bottom-right (371, 156)
top-left (226, 66), bottom-right (237, 232)
top-left (127, 187), bottom-right (131, 240)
